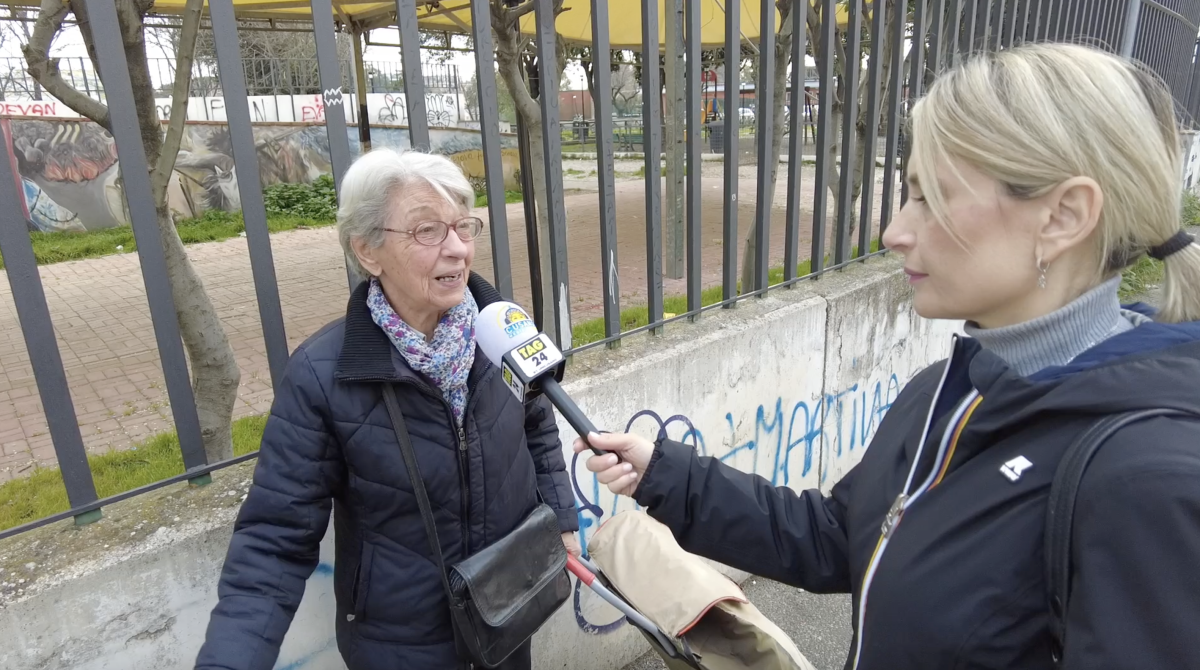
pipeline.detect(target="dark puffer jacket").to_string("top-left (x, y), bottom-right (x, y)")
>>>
top-left (195, 280), bottom-right (578, 670)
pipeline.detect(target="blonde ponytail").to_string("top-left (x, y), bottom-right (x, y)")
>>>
top-left (1158, 235), bottom-right (1200, 323)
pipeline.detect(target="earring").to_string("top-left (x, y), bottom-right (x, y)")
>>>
top-left (1037, 258), bottom-right (1050, 290)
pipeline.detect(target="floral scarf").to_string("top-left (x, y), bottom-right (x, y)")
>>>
top-left (367, 277), bottom-right (477, 426)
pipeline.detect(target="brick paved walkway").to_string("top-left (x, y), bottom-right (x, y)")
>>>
top-left (0, 164), bottom-right (900, 481)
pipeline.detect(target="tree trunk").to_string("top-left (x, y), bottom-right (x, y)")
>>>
top-left (741, 0), bottom-right (793, 293)
top-left (156, 203), bottom-right (240, 461)
top-left (29, 0), bottom-right (241, 463)
top-left (494, 20), bottom-right (559, 344)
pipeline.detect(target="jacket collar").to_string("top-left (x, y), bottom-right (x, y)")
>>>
top-left (334, 279), bottom-right (492, 386)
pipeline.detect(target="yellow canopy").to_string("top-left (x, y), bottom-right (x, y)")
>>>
top-left (76, 0), bottom-right (850, 47)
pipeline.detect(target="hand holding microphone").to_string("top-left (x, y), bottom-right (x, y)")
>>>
top-left (572, 432), bottom-right (654, 496)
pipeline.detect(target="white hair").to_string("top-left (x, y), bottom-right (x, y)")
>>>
top-left (336, 147), bottom-right (474, 279)
top-left (912, 43), bottom-right (1200, 323)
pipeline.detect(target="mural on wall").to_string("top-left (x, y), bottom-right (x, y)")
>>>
top-left (4, 117), bottom-right (520, 232)
top-left (8, 118), bottom-right (124, 231)
top-left (172, 124), bottom-right (332, 217)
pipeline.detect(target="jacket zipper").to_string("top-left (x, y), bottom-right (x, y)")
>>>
top-left (851, 336), bottom-right (979, 670)
top-left (394, 363), bottom-right (492, 559)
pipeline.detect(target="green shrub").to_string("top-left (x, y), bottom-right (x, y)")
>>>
top-left (263, 174), bottom-right (338, 220)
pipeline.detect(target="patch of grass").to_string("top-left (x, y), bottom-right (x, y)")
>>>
top-left (0, 415), bottom-right (267, 533)
top-left (0, 209), bottom-right (334, 270)
top-left (1183, 191), bottom-right (1200, 226)
top-left (1119, 255), bottom-right (1164, 302)
top-left (570, 240), bottom-right (881, 347)
top-left (474, 190), bottom-right (525, 208)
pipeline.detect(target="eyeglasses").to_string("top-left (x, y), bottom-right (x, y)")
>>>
top-left (382, 217), bottom-right (485, 246)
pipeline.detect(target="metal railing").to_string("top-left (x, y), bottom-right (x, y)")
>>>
top-left (2, 0), bottom-right (1200, 539)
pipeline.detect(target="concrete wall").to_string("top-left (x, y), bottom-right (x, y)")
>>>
top-left (0, 257), bottom-right (960, 670)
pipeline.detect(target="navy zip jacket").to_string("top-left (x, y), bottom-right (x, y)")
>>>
top-left (634, 311), bottom-right (1200, 670)
top-left (195, 280), bottom-right (578, 670)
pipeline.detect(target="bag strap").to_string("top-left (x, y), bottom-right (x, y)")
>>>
top-left (381, 384), bottom-right (459, 607)
top-left (1044, 407), bottom-right (1199, 665)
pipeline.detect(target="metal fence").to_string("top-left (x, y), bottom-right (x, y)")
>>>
top-left (1, 0), bottom-right (1199, 539)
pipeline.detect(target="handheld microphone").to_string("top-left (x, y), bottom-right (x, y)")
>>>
top-left (474, 298), bottom-right (609, 456)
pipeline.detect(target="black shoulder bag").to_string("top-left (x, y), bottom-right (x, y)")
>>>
top-left (1044, 407), bottom-right (1200, 666)
top-left (381, 385), bottom-right (572, 668)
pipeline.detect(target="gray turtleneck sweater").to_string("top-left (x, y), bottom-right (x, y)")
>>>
top-left (963, 275), bottom-right (1152, 377)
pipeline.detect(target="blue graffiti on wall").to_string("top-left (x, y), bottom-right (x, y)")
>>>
top-left (568, 373), bottom-right (903, 635)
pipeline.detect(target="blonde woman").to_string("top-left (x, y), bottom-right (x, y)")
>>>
top-left (576, 44), bottom-right (1200, 670)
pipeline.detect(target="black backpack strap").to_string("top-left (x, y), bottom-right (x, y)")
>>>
top-left (1045, 407), bottom-right (1198, 665)
top-left (381, 384), bottom-right (459, 607)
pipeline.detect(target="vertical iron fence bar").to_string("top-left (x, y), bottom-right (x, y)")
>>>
top-left (685, 0), bottom-right (702, 313)
top-left (83, 0), bottom-right (207, 473)
top-left (1173, 17), bottom-right (1187, 104)
top-left (309, 0), bottom-right (356, 287)
top-left (835, 0), bottom-right (863, 264)
top-left (902, 0), bottom-right (928, 206)
top-left (642, 0), bottom-right (664, 330)
top-left (965, 0), bottom-right (979, 54)
top-left (208, 0), bottom-right (289, 388)
top-left (950, 0), bottom-right (964, 66)
top-left (396, 0), bottom-right (430, 150)
top-left (928, 0), bottom-right (947, 75)
top-left (1104, 0), bottom-right (1122, 51)
top-left (723, 0), bottom-right (741, 302)
top-left (991, 0), bottom-right (1005, 47)
top-left (1017, 0), bottom-right (1032, 44)
top-left (1004, 0), bottom-right (1018, 47)
top-left (80, 59), bottom-right (93, 102)
top-left (1188, 52), bottom-right (1200, 126)
top-left (858, 0), bottom-right (887, 257)
top-left (0, 130), bottom-right (100, 524)
top-left (752, 0), bottom-right (776, 292)
top-left (515, 114), bottom-right (544, 327)
top-left (811, 0), bottom-right (838, 274)
top-left (1038, 0), bottom-right (1053, 40)
top-left (309, 0), bottom-right (352, 189)
top-left (534, 0), bottom-right (572, 348)
top-left (981, 0), bottom-right (993, 51)
top-left (1054, 0), bottom-right (1069, 40)
top-left (784, 0), bottom-right (809, 281)
top-left (469, 0), bottom-right (514, 298)
top-left (588, 0), bottom-right (621, 339)
top-left (1174, 15), bottom-right (1192, 104)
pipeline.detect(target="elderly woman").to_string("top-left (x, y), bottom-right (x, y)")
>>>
top-left (195, 148), bottom-right (579, 670)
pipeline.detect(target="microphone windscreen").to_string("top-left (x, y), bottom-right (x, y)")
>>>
top-left (477, 301), bottom-right (539, 365)
top-left (468, 271), bottom-right (504, 307)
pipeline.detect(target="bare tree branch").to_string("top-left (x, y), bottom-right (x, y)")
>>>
top-left (508, 0), bottom-right (537, 21)
top-left (22, 0), bottom-right (109, 125)
top-left (152, 0), bottom-right (202, 203)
